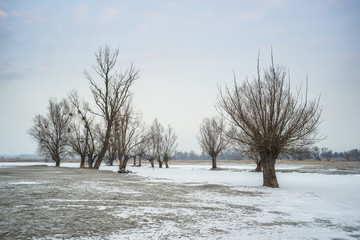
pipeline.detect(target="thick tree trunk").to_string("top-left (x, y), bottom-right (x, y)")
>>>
top-left (150, 159), bottom-right (155, 168)
top-left (211, 156), bottom-right (217, 169)
top-left (164, 158), bottom-right (169, 168)
top-left (93, 124), bottom-right (112, 170)
top-left (158, 160), bottom-right (163, 168)
top-left (262, 156), bottom-right (279, 188)
top-left (133, 156), bottom-right (136, 166)
top-left (80, 155), bottom-right (86, 168)
top-left (54, 156), bottom-right (60, 167)
top-left (119, 155), bottom-right (130, 173)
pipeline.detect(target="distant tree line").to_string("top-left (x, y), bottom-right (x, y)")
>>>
top-left (175, 147), bottom-right (360, 162)
top-left (29, 46), bottom-right (178, 171)
top-left (175, 149), bottom-right (242, 161)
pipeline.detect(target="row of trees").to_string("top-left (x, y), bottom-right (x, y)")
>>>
top-left (30, 47), bottom-right (323, 188)
top-left (174, 147), bottom-right (360, 162)
top-left (29, 46), bottom-right (177, 172)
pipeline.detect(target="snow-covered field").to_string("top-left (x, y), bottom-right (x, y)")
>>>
top-left (0, 161), bottom-right (359, 239)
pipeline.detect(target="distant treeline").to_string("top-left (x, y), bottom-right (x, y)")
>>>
top-left (174, 148), bottom-right (360, 161)
top-left (2, 148), bottom-right (359, 162)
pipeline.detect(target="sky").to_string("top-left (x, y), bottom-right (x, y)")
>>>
top-left (0, 0), bottom-right (360, 155)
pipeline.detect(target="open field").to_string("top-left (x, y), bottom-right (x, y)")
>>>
top-left (0, 161), bottom-right (360, 239)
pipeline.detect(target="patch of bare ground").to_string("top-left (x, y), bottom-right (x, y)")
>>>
top-left (1, 165), bottom-right (359, 239)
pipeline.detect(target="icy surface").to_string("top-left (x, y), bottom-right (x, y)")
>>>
top-left (0, 161), bottom-right (359, 239)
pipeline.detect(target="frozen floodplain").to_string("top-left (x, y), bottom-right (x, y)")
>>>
top-left (0, 161), bottom-right (359, 239)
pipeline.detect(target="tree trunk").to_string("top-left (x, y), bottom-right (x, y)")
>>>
top-left (119, 155), bottom-right (130, 173)
top-left (80, 155), bottom-right (86, 168)
top-left (211, 156), bottom-right (217, 169)
top-left (138, 156), bottom-right (142, 167)
top-left (133, 156), bottom-right (136, 166)
top-left (255, 160), bottom-right (262, 172)
top-left (87, 155), bottom-right (94, 168)
top-left (150, 159), bottom-right (154, 168)
top-left (164, 157), bottom-right (169, 168)
top-left (93, 124), bottom-right (112, 169)
top-left (262, 156), bottom-right (279, 188)
top-left (54, 156), bottom-right (60, 167)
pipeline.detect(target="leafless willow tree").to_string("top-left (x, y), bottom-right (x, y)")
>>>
top-left (116, 100), bottom-right (148, 173)
top-left (28, 98), bottom-right (72, 167)
top-left (85, 46), bottom-right (139, 169)
top-left (134, 136), bottom-right (150, 167)
top-left (149, 119), bottom-right (165, 168)
top-left (162, 125), bottom-right (178, 168)
top-left (68, 91), bottom-right (98, 168)
top-left (197, 117), bottom-right (230, 169)
top-left (218, 53), bottom-right (322, 187)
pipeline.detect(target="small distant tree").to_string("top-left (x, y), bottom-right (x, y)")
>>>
top-left (116, 100), bottom-right (147, 172)
top-left (348, 149), bottom-right (360, 161)
top-left (312, 146), bottom-right (322, 161)
top-left (149, 119), bottom-right (165, 168)
top-left (28, 98), bottom-right (72, 167)
top-left (197, 117), bottom-right (230, 169)
top-left (320, 147), bottom-right (333, 162)
top-left (218, 52), bottom-right (322, 187)
top-left (134, 134), bottom-right (151, 167)
top-left (162, 125), bottom-right (178, 168)
top-left (68, 91), bottom-right (98, 168)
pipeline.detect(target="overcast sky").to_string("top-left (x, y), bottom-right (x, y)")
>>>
top-left (1, 0), bottom-right (359, 155)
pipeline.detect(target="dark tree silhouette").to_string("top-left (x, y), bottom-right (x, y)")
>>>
top-left (197, 117), bottom-right (229, 169)
top-left (218, 53), bottom-right (322, 187)
top-left (29, 98), bottom-right (72, 167)
top-left (85, 46), bottom-right (139, 169)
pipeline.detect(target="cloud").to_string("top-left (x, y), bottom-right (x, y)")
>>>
top-left (0, 9), bottom-right (8, 19)
top-left (233, 11), bottom-right (262, 21)
top-left (100, 7), bottom-right (120, 24)
top-left (265, 0), bottom-right (288, 8)
top-left (74, 4), bottom-right (89, 22)
top-left (11, 8), bottom-right (45, 25)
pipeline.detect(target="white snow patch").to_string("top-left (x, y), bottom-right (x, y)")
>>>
top-left (2, 161), bottom-right (360, 239)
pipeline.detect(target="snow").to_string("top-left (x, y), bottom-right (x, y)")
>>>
top-left (1, 161), bottom-right (359, 239)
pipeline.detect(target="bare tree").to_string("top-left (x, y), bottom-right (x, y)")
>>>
top-left (312, 146), bottom-right (322, 161)
top-left (28, 98), bottom-right (72, 167)
top-left (197, 117), bottom-right (229, 169)
top-left (134, 137), bottom-right (150, 167)
top-left (218, 52), bottom-right (322, 187)
top-left (85, 46), bottom-right (139, 169)
top-left (149, 119), bottom-right (165, 168)
top-left (68, 91), bottom-right (98, 168)
top-left (162, 125), bottom-right (178, 168)
top-left (116, 100), bottom-right (147, 173)
top-left (320, 147), bottom-right (333, 161)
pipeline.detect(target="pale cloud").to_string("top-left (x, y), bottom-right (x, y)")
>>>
top-left (11, 10), bottom-right (45, 24)
top-left (0, 9), bottom-right (8, 19)
top-left (100, 7), bottom-right (120, 24)
top-left (265, 0), bottom-right (288, 8)
top-left (74, 4), bottom-right (89, 22)
top-left (233, 11), bottom-right (262, 21)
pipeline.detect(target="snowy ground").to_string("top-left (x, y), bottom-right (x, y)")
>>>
top-left (0, 161), bottom-right (359, 239)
